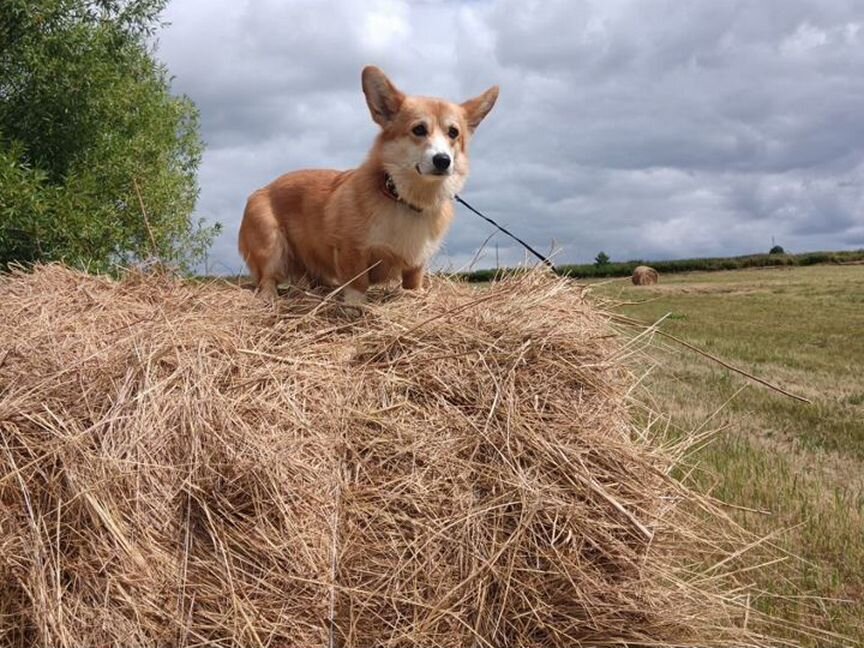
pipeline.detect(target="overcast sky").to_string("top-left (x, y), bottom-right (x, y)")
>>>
top-left (156, 0), bottom-right (864, 274)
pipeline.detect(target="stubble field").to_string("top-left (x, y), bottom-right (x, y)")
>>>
top-left (593, 264), bottom-right (864, 644)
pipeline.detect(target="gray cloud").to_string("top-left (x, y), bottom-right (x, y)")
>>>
top-left (157, 0), bottom-right (864, 274)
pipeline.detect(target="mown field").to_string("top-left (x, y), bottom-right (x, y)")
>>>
top-left (591, 265), bottom-right (864, 645)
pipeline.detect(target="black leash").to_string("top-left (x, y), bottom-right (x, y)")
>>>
top-left (454, 194), bottom-right (555, 270)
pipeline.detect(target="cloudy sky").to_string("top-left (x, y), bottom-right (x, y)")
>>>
top-left (156, 0), bottom-right (864, 274)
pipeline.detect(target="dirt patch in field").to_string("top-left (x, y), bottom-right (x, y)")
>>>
top-left (641, 283), bottom-right (773, 296)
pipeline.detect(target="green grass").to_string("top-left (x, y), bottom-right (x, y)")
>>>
top-left (591, 265), bottom-right (864, 645)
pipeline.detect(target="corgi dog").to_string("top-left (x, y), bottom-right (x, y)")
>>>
top-left (238, 66), bottom-right (498, 303)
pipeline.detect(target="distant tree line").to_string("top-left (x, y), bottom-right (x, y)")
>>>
top-left (1, 0), bottom-right (219, 273)
top-left (459, 249), bottom-right (864, 282)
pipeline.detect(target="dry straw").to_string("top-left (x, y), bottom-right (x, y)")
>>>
top-left (631, 266), bottom-right (659, 286)
top-left (1, 264), bottom-right (778, 647)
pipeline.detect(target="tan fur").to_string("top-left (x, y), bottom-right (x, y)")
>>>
top-left (631, 266), bottom-right (659, 286)
top-left (238, 66), bottom-right (499, 302)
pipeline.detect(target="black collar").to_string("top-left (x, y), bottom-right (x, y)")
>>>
top-left (382, 173), bottom-right (423, 213)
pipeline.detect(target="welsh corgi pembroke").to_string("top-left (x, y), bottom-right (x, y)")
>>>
top-left (238, 66), bottom-right (499, 303)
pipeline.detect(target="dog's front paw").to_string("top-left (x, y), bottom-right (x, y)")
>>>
top-left (343, 287), bottom-right (367, 305)
top-left (257, 281), bottom-right (279, 304)
top-left (401, 286), bottom-right (428, 299)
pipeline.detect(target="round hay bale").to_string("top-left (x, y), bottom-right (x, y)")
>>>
top-left (632, 265), bottom-right (659, 285)
top-left (0, 264), bottom-right (767, 647)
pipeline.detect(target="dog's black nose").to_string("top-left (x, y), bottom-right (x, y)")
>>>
top-left (432, 153), bottom-right (451, 171)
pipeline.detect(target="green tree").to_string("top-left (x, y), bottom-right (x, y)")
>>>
top-left (0, 0), bottom-right (219, 272)
top-left (594, 251), bottom-right (610, 267)
top-left (769, 245), bottom-right (785, 255)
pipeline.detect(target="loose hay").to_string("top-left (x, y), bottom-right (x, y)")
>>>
top-left (0, 264), bottom-right (769, 647)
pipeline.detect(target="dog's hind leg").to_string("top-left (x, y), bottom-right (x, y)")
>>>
top-left (239, 193), bottom-right (289, 302)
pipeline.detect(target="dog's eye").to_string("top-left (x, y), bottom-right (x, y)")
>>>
top-left (448, 126), bottom-right (460, 139)
top-left (412, 124), bottom-right (428, 137)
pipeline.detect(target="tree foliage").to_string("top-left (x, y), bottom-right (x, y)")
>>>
top-left (0, 0), bottom-right (219, 272)
top-left (769, 245), bottom-right (785, 255)
top-left (594, 251), bottom-right (610, 267)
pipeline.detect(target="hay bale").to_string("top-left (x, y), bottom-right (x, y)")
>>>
top-left (632, 265), bottom-right (659, 285)
top-left (0, 264), bottom-right (763, 647)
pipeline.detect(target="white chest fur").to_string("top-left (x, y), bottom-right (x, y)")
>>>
top-left (366, 203), bottom-right (444, 267)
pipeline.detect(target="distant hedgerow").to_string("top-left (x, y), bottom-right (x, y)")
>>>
top-left (456, 249), bottom-right (864, 282)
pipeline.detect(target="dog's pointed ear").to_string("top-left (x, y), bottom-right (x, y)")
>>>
top-left (362, 66), bottom-right (405, 127)
top-left (461, 85), bottom-right (499, 132)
